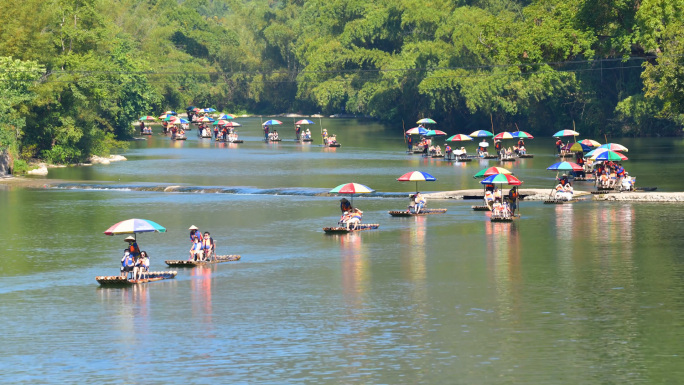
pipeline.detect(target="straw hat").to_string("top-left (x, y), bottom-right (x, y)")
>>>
top-left (189, 225), bottom-right (198, 230)
top-left (124, 236), bottom-right (135, 242)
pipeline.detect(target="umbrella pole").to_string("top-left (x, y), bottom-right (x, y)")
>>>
top-left (320, 117), bottom-right (323, 146)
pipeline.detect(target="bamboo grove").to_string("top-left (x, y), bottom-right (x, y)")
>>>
top-left (1, 0), bottom-right (684, 163)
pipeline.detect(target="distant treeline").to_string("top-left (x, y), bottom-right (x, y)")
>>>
top-left (1, 0), bottom-right (684, 163)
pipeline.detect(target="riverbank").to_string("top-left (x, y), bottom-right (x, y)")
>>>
top-left (425, 189), bottom-right (684, 202)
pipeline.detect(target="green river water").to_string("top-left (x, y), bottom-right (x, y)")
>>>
top-left (1, 118), bottom-right (683, 384)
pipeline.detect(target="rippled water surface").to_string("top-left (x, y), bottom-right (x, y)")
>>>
top-left (1, 119), bottom-right (684, 384)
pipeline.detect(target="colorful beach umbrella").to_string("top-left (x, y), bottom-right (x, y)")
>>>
top-left (295, 119), bottom-right (315, 125)
top-left (262, 120), bottom-right (282, 126)
top-left (473, 167), bottom-right (513, 178)
top-left (104, 218), bottom-right (166, 236)
top-left (416, 118), bottom-right (436, 124)
top-left (138, 116), bottom-right (156, 121)
top-left (446, 134), bottom-right (473, 142)
top-left (397, 171), bottom-right (436, 192)
top-left (199, 116), bottom-right (215, 122)
top-left (494, 132), bottom-right (515, 140)
top-left (591, 150), bottom-right (628, 161)
top-left (213, 120), bottom-right (228, 126)
top-left (172, 118), bottom-right (189, 124)
top-left (568, 142), bottom-right (593, 152)
top-left (553, 129), bottom-right (580, 137)
top-left (406, 126), bottom-right (429, 135)
top-left (224, 122), bottom-right (241, 127)
top-left (579, 139), bottom-right (601, 147)
top-left (547, 162), bottom-right (584, 172)
top-left (511, 131), bottom-right (534, 139)
top-left (599, 143), bottom-right (629, 152)
top-left (201, 108), bottom-right (216, 113)
top-left (469, 130), bottom-right (494, 138)
top-left (218, 114), bottom-right (235, 120)
top-left (330, 183), bottom-right (374, 207)
top-left (480, 174), bottom-right (523, 186)
top-left (164, 110), bottom-right (177, 116)
top-left (425, 129), bottom-right (447, 137)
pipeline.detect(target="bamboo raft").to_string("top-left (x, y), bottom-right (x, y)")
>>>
top-left (199, 134), bottom-right (212, 138)
top-left (218, 138), bottom-right (243, 143)
top-left (164, 255), bottom-right (241, 267)
top-left (172, 135), bottom-right (187, 141)
top-left (141, 132), bottom-right (152, 136)
top-left (328, 143), bottom-right (341, 147)
top-left (472, 205), bottom-right (491, 211)
top-left (490, 216), bottom-right (514, 223)
top-left (300, 138), bottom-right (313, 142)
top-left (455, 157), bottom-right (472, 162)
top-left (96, 271), bottom-right (177, 286)
top-left (518, 154), bottom-right (534, 158)
top-left (483, 155), bottom-right (499, 159)
top-left (323, 224), bottom-right (379, 234)
top-left (543, 199), bottom-right (575, 204)
top-left (500, 158), bottom-right (516, 162)
top-left (389, 209), bottom-right (447, 217)
top-left (267, 138), bottom-right (282, 142)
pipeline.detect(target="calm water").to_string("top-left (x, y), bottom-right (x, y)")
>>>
top-left (1, 119), bottom-right (684, 384)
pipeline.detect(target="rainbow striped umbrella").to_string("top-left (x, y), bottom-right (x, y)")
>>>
top-left (425, 129), bottom-right (447, 137)
top-left (511, 131), bottom-right (534, 139)
top-left (104, 218), bottom-right (166, 237)
top-left (591, 150), bottom-right (628, 161)
top-left (568, 142), bottom-right (592, 152)
top-left (480, 174), bottom-right (523, 186)
top-left (417, 118), bottom-right (436, 124)
top-left (218, 114), bottom-right (235, 120)
top-left (330, 183), bottom-right (374, 206)
top-left (579, 139), bottom-right (601, 147)
top-left (138, 116), bottom-right (156, 121)
top-left (547, 162), bottom-right (583, 172)
top-left (262, 120), bottom-right (282, 126)
top-left (494, 132), bottom-right (515, 140)
top-left (295, 119), bottom-right (315, 125)
top-left (599, 143), bottom-right (628, 152)
top-left (473, 167), bottom-right (513, 178)
top-left (397, 171), bottom-right (436, 192)
top-left (406, 126), bottom-right (429, 135)
top-left (446, 134), bottom-right (473, 142)
top-left (469, 130), bottom-right (494, 138)
top-left (224, 121), bottom-right (241, 127)
top-left (199, 116), bottom-right (215, 122)
top-left (553, 129), bottom-right (579, 137)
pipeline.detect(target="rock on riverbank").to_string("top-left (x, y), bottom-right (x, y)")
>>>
top-left (424, 189), bottom-right (592, 201)
top-left (592, 192), bottom-right (684, 202)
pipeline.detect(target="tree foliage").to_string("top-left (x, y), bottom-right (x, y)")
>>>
top-left (0, 0), bottom-right (683, 164)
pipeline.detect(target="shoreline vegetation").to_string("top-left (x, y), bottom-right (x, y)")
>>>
top-left (2, 0), bottom-right (684, 171)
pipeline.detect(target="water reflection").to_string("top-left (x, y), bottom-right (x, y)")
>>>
top-left (485, 221), bottom-right (521, 322)
top-left (337, 233), bottom-right (368, 301)
top-left (191, 266), bottom-right (214, 329)
top-left (399, 216), bottom-right (427, 282)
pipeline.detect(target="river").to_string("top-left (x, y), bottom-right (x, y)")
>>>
top-left (1, 118), bottom-right (683, 384)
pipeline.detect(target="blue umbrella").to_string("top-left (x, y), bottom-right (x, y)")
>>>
top-left (202, 108), bottom-right (216, 113)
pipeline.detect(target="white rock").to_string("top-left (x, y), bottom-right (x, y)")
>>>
top-left (27, 164), bottom-right (48, 176)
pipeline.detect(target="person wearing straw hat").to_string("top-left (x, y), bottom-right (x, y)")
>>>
top-left (188, 225), bottom-right (203, 261)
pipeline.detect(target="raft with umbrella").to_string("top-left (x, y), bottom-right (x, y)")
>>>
top-left (295, 119), bottom-right (315, 142)
top-left (325, 183), bottom-right (378, 233)
top-left (165, 255), bottom-right (242, 267)
top-left (471, 167), bottom-right (513, 211)
top-left (479, 174), bottom-right (522, 222)
top-left (544, 162), bottom-right (583, 204)
top-left (97, 219), bottom-right (177, 286)
top-left (390, 172), bottom-right (447, 216)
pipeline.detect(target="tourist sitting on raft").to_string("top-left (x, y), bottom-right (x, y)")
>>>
top-left (343, 208), bottom-right (363, 230)
top-left (554, 181), bottom-right (574, 201)
top-left (328, 135), bottom-right (338, 145)
top-left (477, 142), bottom-right (489, 157)
top-left (201, 232), bottom-right (216, 261)
top-left (304, 129), bottom-right (312, 140)
top-left (409, 192), bottom-right (426, 214)
top-left (491, 199), bottom-right (512, 219)
top-left (133, 251), bottom-right (150, 280)
top-left (189, 225), bottom-right (203, 261)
